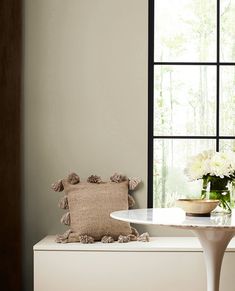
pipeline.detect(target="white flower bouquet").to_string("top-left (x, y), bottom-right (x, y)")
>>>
top-left (185, 150), bottom-right (235, 212)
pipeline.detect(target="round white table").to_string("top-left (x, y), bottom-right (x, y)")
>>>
top-left (111, 208), bottom-right (235, 291)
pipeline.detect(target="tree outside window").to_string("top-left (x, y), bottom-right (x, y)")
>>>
top-left (149, 0), bottom-right (235, 208)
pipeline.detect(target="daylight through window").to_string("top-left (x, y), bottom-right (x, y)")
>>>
top-left (148, 0), bottom-right (235, 208)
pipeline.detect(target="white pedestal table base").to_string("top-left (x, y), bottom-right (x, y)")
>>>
top-left (192, 229), bottom-right (235, 291)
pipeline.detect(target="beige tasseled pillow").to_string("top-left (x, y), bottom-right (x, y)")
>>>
top-left (52, 173), bottom-right (145, 243)
top-left (64, 180), bottom-right (131, 240)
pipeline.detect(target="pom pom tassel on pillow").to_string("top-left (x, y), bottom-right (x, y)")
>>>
top-left (58, 196), bottom-right (69, 209)
top-left (128, 194), bottom-right (135, 208)
top-left (60, 212), bottom-right (70, 226)
top-left (67, 172), bottom-right (80, 184)
top-left (101, 235), bottom-right (114, 243)
top-left (137, 232), bottom-right (150, 242)
top-left (128, 177), bottom-right (141, 191)
top-left (110, 173), bottom-right (127, 183)
top-left (51, 179), bottom-right (64, 192)
top-left (55, 229), bottom-right (72, 243)
top-left (87, 175), bottom-right (102, 184)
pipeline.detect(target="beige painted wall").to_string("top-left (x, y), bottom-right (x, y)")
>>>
top-left (23, 1), bottom-right (188, 290)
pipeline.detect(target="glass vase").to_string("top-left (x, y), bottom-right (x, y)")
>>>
top-left (201, 176), bottom-right (233, 214)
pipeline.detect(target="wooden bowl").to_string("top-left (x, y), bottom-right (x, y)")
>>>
top-left (175, 199), bottom-right (220, 216)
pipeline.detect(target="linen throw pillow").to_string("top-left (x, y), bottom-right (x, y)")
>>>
top-left (64, 180), bottom-right (131, 240)
top-left (51, 173), bottom-right (149, 243)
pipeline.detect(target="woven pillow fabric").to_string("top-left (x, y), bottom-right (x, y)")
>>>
top-left (64, 180), bottom-right (131, 240)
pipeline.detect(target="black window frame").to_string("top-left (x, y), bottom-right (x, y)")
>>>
top-left (148, 0), bottom-right (235, 208)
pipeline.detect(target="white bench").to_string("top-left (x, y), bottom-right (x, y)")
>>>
top-left (34, 236), bottom-right (235, 291)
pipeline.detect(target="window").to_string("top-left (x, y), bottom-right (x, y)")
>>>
top-left (148, 0), bottom-right (235, 208)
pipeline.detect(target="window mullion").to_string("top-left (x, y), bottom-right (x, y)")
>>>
top-left (216, 0), bottom-right (220, 151)
top-left (148, 0), bottom-right (154, 208)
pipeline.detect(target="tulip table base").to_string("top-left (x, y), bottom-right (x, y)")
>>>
top-left (192, 228), bottom-right (235, 291)
top-left (111, 208), bottom-right (235, 291)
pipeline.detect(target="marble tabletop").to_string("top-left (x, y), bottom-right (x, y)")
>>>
top-left (111, 208), bottom-right (235, 230)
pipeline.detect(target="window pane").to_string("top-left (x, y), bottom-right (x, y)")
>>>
top-left (220, 139), bottom-right (235, 151)
top-left (221, 0), bottom-right (235, 62)
top-left (154, 66), bottom-right (216, 136)
top-left (220, 66), bottom-right (235, 136)
top-left (153, 139), bottom-right (215, 208)
top-left (154, 0), bottom-right (216, 62)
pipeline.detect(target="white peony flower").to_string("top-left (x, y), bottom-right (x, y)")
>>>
top-left (209, 151), bottom-right (233, 178)
top-left (200, 150), bottom-right (214, 160)
top-left (185, 150), bottom-right (235, 181)
top-left (184, 152), bottom-right (211, 181)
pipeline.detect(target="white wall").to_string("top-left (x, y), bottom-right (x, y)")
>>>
top-left (23, 1), bottom-right (188, 290)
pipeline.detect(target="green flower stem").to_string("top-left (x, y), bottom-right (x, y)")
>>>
top-left (201, 176), bottom-right (233, 213)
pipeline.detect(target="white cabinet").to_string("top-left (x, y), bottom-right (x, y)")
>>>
top-left (34, 236), bottom-right (235, 291)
